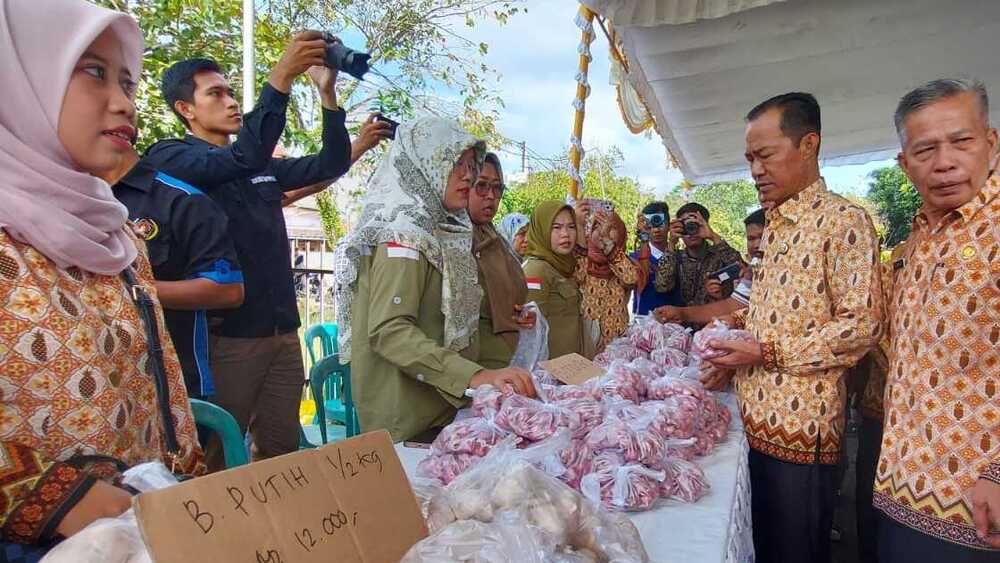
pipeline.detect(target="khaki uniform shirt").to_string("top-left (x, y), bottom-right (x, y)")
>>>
top-left (350, 244), bottom-right (481, 442)
top-left (736, 179), bottom-right (884, 465)
top-left (523, 257), bottom-right (584, 359)
top-left (874, 173), bottom-right (1000, 550)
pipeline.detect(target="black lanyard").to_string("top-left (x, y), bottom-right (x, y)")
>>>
top-left (121, 268), bottom-right (180, 458)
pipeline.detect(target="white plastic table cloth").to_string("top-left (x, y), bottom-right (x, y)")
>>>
top-left (394, 403), bottom-right (753, 563)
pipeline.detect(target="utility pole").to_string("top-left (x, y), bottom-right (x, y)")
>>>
top-left (520, 141), bottom-right (527, 175)
top-left (242, 0), bottom-right (255, 110)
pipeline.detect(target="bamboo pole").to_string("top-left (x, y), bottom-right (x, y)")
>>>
top-left (569, 5), bottom-right (596, 200)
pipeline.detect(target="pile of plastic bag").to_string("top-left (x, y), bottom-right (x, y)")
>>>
top-left (404, 435), bottom-right (650, 563)
top-left (417, 317), bottom-right (738, 514)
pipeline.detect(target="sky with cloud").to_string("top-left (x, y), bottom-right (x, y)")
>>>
top-left (466, 0), bottom-right (894, 199)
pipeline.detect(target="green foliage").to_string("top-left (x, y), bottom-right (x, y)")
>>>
top-left (866, 165), bottom-right (922, 247)
top-left (314, 190), bottom-right (346, 242)
top-left (662, 180), bottom-right (760, 254)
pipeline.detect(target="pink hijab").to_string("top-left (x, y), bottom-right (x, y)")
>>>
top-left (0, 0), bottom-right (143, 275)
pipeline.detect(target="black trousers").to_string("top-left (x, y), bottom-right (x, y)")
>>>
top-left (878, 514), bottom-right (1000, 563)
top-left (749, 448), bottom-right (839, 563)
top-left (856, 416), bottom-right (883, 563)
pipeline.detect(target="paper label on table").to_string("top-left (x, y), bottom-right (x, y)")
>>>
top-left (135, 430), bottom-right (427, 563)
top-left (539, 353), bottom-right (605, 385)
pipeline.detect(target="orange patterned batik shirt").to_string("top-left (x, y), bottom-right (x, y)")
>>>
top-left (736, 178), bottom-right (884, 465)
top-left (873, 173), bottom-right (1000, 550)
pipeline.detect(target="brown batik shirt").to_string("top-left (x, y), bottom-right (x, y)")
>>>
top-left (873, 172), bottom-right (1000, 550)
top-left (734, 178), bottom-right (884, 465)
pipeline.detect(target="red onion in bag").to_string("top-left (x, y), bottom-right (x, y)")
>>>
top-left (417, 452), bottom-right (483, 485)
top-left (431, 411), bottom-right (512, 457)
top-left (496, 396), bottom-right (580, 442)
top-left (580, 452), bottom-right (665, 511)
top-left (649, 347), bottom-right (689, 369)
top-left (692, 320), bottom-right (754, 360)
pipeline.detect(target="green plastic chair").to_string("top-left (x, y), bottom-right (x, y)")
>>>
top-left (308, 353), bottom-right (359, 444)
top-left (190, 399), bottom-right (249, 468)
top-left (304, 323), bottom-right (339, 367)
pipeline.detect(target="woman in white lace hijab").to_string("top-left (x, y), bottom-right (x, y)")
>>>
top-left (334, 116), bottom-right (534, 442)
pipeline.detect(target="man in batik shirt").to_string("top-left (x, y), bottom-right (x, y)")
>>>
top-left (873, 78), bottom-right (1000, 562)
top-left (705, 92), bottom-right (884, 563)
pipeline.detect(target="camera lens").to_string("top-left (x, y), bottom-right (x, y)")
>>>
top-left (683, 221), bottom-right (700, 235)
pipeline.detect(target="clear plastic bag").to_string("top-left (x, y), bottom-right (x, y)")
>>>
top-left (510, 302), bottom-right (549, 371)
top-left (628, 318), bottom-right (691, 353)
top-left (401, 518), bottom-right (553, 563)
top-left (645, 375), bottom-right (707, 403)
top-left (649, 346), bottom-right (689, 369)
top-left (424, 434), bottom-right (649, 563)
top-left (580, 452), bottom-right (665, 512)
top-left (584, 361), bottom-right (646, 404)
top-left (431, 410), bottom-right (513, 457)
top-left (496, 395), bottom-right (581, 442)
top-left (41, 509), bottom-right (151, 563)
top-left (691, 319), bottom-right (754, 360)
top-left (658, 457), bottom-right (710, 503)
top-left (121, 461), bottom-right (180, 492)
top-left (418, 452), bottom-right (485, 485)
top-left (593, 344), bottom-right (646, 367)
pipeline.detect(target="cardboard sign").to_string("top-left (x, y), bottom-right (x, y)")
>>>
top-left (539, 353), bottom-right (605, 385)
top-left (135, 430), bottom-right (427, 563)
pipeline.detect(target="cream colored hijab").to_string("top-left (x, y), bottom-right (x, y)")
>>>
top-left (0, 0), bottom-right (142, 275)
top-left (334, 117), bottom-right (485, 360)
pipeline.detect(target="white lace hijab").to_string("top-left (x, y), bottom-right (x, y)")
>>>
top-left (335, 117), bottom-right (485, 360)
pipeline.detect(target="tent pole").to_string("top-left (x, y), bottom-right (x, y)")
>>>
top-left (569, 5), bottom-right (596, 200)
top-left (242, 0), bottom-right (255, 110)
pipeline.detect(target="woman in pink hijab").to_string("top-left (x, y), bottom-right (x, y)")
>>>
top-left (0, 0), bottom-right (203, 551)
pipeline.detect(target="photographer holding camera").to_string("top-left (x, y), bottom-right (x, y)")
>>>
top-left (142, 31), bottom-right (353, 469)
top-left (632, 201), bottom-right (683, 315)
top-left (654, 202), bottom-right (742, 308)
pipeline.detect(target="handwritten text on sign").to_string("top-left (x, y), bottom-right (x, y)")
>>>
top-left (135, 430), bottom-right (426, 563)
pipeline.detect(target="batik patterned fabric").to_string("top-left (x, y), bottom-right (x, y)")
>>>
top-left (861, 258), bottom-right (900, 422)
top-left (0, 228), bottom-right (204, 542)
top-left (735, 178), bottom-right (884, 465)
top-left (873, 173), bottom-right (1000, 550)
top-left (576, 252), bottom-right (640, 348)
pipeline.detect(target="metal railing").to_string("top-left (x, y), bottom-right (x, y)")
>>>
top-left (290, 237), bottom-right (337, 328)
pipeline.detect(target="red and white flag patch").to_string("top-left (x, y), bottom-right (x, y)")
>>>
top-left (386, 242), bottom-right (419, 260)
top-left (526, 277), bottom-right (543, 291)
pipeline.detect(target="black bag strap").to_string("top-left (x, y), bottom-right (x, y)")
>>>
top-left (120, 268), bottom-right (180, 457)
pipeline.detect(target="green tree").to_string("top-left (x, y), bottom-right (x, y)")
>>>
top-left (866, 165), bottom-right (921, 247)
top-left (663, 180), bottom-right (760, 254)
top-left (314, 190), bottom-right (346, 242)
top-left (100, 0), bottom-right (520, 152)
top-left (497, 148), bottom-right (654, 251)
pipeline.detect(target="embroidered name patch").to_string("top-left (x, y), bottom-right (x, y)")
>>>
top-left (386, 242), bottom-right (419, 260)
top-left (526, 278), bottom-right (543, 290)
top-left (131, 218), bottom-right (159, 241)
top-left (250, 175), bottom-right (278, 184)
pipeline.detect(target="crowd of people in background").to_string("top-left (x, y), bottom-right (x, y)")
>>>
top-left (0, 0), bottom-right (997, 561)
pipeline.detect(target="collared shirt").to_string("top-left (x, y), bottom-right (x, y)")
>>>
top-left (735, 178), bottom-right (883, 465)
top-left (113, 161), bottom-right (242, 397)
top-left (142, 84), bottom-right (351, 338)
top-left (655, 240), bottom-right (743, 306)
top-left (873, 173), bottom-right (1000, 550)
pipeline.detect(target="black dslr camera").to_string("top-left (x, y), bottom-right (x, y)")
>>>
top-left (322, 33), bottom-right (371, 80)
top-left (682, 221), bottom-right (701, 235)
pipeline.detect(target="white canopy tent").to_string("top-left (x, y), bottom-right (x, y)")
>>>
top-left (581, 0), bottom-right (1000, 184)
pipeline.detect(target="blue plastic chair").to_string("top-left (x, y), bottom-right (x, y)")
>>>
top-left (309, 353), bottom-right (359, 444)
top-left (304, 323), bottom-right (339, 367)
top-left (190, 399), bottom-right (249, 468)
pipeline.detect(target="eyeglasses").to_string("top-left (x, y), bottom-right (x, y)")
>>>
top-left (473, 180), bottom-right (505, 198)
